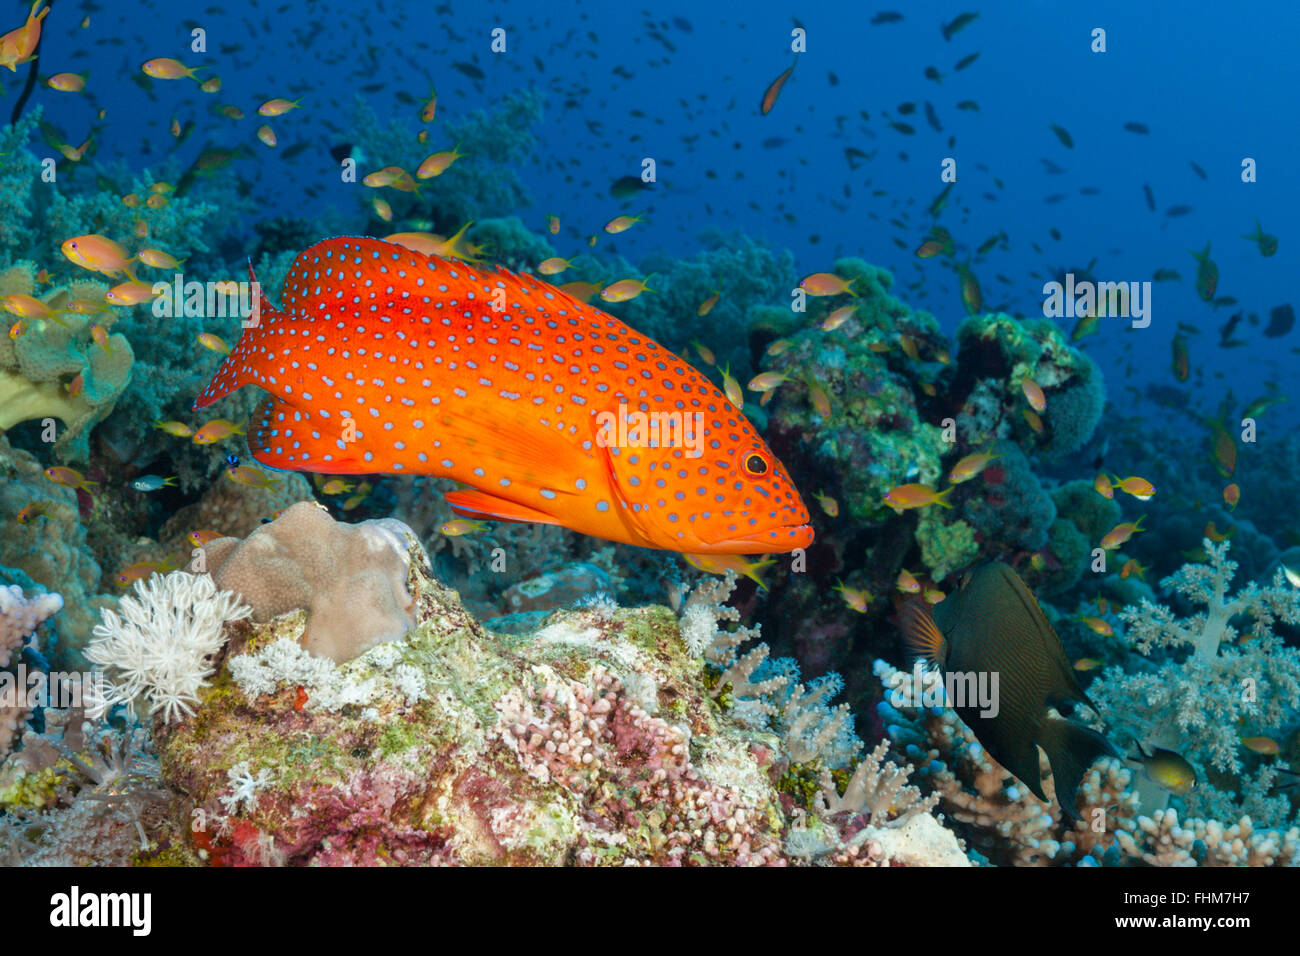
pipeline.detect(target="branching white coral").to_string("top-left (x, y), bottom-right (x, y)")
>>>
top-left (84, 572), bottom-right (251, 723)
top-left (779, 678), bottom-right (861, 766)
top-left (220, 761), bottom-right (273, 815)
top-left (1121, 540), bottom-right (1300, 659)
top-left (813, 740), bottom-right (938, 826)
top-left (0, 584), bottom-right (62, 668)
top-left (228, 635), bottom-right (437, 712)
top-left (678, 572), bottom-right (743, 657)
top-left (676, 572), bottom-right (786, 723)
top-left (1092, 541), bottom-right (1300, 777)
top-left (228, 636), bottom-right (339, 699)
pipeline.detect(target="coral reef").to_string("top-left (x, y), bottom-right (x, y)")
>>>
top-left (22, 525), bottom-right (959, 866)
top-left (875, 657), bottom-right (1300, 866)
top-left (0, 62), bottom-right (1291, 873)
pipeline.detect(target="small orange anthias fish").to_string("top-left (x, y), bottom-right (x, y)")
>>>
top-left (195, 237), bottom-right (813, 557)
top-left (0, 1), bottom-right (49, 72)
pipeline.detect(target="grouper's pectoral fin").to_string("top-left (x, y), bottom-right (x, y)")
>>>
top-left (248, 395), bottom-right (358, 474)
top-left (443, 489), bottom-right (562, 525)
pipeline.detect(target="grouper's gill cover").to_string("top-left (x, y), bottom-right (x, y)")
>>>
top-left (195, 236), bottom-right (814, 556)
top-left (903, 562), bottom-right (1118, 821)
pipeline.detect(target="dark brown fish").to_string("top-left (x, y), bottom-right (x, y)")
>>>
top-left (900, 563), bottom-right (1117, 821)
top-left (1266, 304), bottom-right (1295, 338)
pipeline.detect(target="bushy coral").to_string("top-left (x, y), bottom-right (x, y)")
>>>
top-left (84, 571), bottom-right (252, 722)
top-left (0, 111), bottom-right (42, 261)
top-left (37, 169), bottom-right (221, 288)
top-left (1088, 541), bottom-right (1300, 823)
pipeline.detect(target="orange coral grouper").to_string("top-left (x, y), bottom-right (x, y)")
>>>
top-left (195, 236), bottom-right (813, 557)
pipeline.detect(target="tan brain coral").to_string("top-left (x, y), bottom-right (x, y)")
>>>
top-left (197, 501), bottom-right (418, 662)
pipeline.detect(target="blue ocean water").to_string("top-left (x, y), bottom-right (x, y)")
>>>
top-left (26, 0), bottom-right (1294, 435)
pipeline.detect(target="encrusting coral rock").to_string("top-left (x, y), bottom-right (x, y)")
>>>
top-left (138, 525), bottom-right (959, 866)
top-left (196, 501), bottom-right (418, 662)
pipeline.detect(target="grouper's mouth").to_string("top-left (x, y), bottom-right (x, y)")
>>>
top-left (697, 522), bottom-right (815, 554)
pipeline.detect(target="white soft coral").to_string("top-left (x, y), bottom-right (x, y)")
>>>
top-left (85, 571), bottom-right (251, 723)
top-left (220, 761), bottom-right (273, 815)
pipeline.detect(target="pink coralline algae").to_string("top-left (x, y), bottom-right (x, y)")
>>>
top-left (497, 665), bottom-right (783, 865)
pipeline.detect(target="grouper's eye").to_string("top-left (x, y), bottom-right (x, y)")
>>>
top-left (742, 451), bottom-right (769, 477)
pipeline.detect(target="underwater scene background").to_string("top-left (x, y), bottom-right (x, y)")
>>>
top-left (1, 0), bottom-right (1299, 869)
